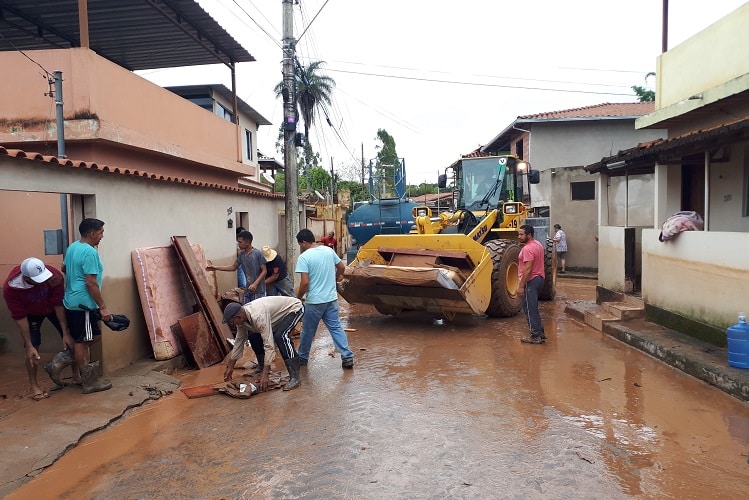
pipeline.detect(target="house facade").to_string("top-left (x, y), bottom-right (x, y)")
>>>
top-left (480, 104), bottom-right (666, 270)
top-left (585, 3), bottom-right (749, 345)
top-left (0, 2), bottom-right (301, 372)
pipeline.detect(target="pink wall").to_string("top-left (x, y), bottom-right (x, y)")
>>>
top-left (0, 191), bottom-right (65, 354)
top-left (0, 49), bottom-right (254, 178)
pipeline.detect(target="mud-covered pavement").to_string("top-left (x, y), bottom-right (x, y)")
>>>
top-left (9, 279), bottom-right (749, 498)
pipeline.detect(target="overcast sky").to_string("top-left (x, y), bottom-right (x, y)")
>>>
top-left (141, 0), bottom-right (747, 184)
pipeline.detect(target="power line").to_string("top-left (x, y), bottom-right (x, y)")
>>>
top-left (324, 68), bottom-right (636, 96)
top-left (297, 0), bottom-right (330, 43)
top-left (317, 59), bottom-right (644, 91)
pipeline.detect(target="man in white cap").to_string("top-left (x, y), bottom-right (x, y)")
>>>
top-left (262, 246), bottom-right (295, 297)
top-left (222, 296), bottom-right (304, 391)
top-left (2, 257), bottom-right (78, 400)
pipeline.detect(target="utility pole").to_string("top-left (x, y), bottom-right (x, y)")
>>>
top-left (282, 0), bottom-right (300, 275)
top-left (47, 70), bottom-right (69, 254)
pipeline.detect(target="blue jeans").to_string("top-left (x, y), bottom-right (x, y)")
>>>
top-left (298, 300), bottom-right (353, 361)
top-left (267, 275), bottom-right (295, 297)
top-left (522, 276), bottom-right (545, 337)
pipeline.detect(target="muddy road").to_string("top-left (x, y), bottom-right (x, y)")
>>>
top-left (10, 280), bottom-right (749, 498)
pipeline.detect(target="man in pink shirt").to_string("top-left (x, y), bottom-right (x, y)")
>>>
top-left (517, 225), bottom-right (547, 344)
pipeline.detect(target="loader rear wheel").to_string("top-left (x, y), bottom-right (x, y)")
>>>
top-left (539, 238), bottom-right (557, 301)
top-left (485, 239), bottom-right (522, 318)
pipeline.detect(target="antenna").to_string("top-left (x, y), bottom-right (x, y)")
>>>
top-left (262, 171), bottom-right (276, 184)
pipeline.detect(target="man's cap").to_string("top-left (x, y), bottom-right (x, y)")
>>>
top-left (20, 257), bottom-right (53, 283)
top-left (222, 302), bottom-right (243, 323)
top-left (261, 246), bottom-right (277, 261)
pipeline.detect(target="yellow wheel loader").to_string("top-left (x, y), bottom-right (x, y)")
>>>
top-left (338, 155), bottom-right (556, 320)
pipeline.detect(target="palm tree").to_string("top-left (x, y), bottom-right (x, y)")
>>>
top-left (274, 60), bottom-right (335, 189)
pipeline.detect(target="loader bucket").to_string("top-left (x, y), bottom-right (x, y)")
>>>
top-left (338, 234), bottom-right (494, 318)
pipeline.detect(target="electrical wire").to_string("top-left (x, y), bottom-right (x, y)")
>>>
top-left (324, 68), bottom-right (636, 96)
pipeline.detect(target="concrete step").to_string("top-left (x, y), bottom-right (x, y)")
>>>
top-left (584, 307), bottom-right (620, 331)
top-left (602, 301), bottom-right (646, 320)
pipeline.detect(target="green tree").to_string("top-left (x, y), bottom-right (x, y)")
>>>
top-left (338, 180), bottom-right (368, 203)
top-left (408, 183), bottom-right (438, 197)
top-left (374, 129), bottom-right (400, 197)
top-left (632, 72), bottom-right (656, 102)
top-left (308, 166), bottom-right (333, 192)
top-left (275, 61), bottom-right (335, 188)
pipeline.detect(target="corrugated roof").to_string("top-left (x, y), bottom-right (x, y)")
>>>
top-left (519, 102), bottom-right (655, 120)
top-left (0, 146), bottom-right (284, 198)
top-left (585, 117), bottom-right (749, 174)
top-left (0, 0), bottom-right (255, 70)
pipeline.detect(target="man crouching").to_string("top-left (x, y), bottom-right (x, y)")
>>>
top-left (222, 296), bottom-right (303, 391)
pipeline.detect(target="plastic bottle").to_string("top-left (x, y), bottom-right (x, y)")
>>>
top-left (727, 312), bottom-right (749, 369)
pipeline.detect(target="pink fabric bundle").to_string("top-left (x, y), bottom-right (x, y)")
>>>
top-left (659, 211), bottom-right (704, 242)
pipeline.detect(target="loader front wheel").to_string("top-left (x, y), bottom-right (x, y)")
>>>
top-left (485, 239), bottom-right (522, 317)
top-left (539, 238), bottom-right (557, 301)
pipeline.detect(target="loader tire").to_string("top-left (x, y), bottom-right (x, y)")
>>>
top-left (539, 238), bottom-right (557, 301)
top-left (485, 239), bottom-right (522, 318)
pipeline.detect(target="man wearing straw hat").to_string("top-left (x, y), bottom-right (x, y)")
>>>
top-left (262, 246), bottom-right (295, 297)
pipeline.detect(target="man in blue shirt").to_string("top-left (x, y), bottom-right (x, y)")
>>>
top-left (295, 229), bottom-right (354, 369)
top-left (52, 218), bottom-right (113, 393)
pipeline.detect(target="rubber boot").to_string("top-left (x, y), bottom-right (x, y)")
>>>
top-left (283, 357), bottom-right (301, 391)
top-left (80, 361), bottom-right (112, 394)
top-left (43, 349), bottom-right (74, 386)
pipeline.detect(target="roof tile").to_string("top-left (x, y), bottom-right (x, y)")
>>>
top-left (519, 102), bottom-right (655, 120)
top-left (0, 146), bottom-right (283, 199)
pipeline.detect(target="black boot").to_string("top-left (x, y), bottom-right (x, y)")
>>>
top-left (80, 361), bottom-right (112, 394)
top-left (43, 349), bottom-right (74, 386)
top-left (283, 357), bottom-right (301, 391)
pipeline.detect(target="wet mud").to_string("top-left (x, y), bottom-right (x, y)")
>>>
top-left (9, 279), bottom-right (749, 498)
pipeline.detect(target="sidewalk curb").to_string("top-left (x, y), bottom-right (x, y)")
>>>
top-left (566, 301), bottom-right (749, 403)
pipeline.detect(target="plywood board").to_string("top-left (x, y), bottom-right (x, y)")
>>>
top-left (177, 312), bottom-right (224, 369)
top-left (172, 236), bottom-right (231, 356)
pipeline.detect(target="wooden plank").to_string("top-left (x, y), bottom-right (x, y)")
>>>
top-left (172, 236), bottom-right (231, 356)
top-left (181, 384), bottom-right (221, 399)
top-left (178, 312), bottom-right (224, 369)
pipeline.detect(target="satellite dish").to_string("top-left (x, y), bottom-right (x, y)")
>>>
top-left (314, 190), bottom-right (326, 201)
top-left (262, 171), bottom-right (275, 184)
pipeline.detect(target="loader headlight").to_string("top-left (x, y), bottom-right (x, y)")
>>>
top-left (505, 204), bottom-right (517, 214)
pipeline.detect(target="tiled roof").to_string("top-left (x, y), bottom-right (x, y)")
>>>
top-left (409, 192), bottom-right (453, 203)
top-left (0, 146), bottom-right (284, 199)
top-left (519, 102), bottom-right (655, 120)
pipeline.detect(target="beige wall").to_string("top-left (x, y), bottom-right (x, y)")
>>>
top-left (546, 167), bottom-right (599, 270)
top-left (607, 174), bottom-right (655, 227)
top-left (642, 229), bottom-right (749, 328)
top-left (708, 144), bottom-right (749, 232)
top-left (0, 156), bottom-right (289, 373)
top-left (655, 3), bottom-right (749, 109)
top-left (597, 226), bottom-right (627, 293)
top-left (0, 49), bottom-right (256, 179)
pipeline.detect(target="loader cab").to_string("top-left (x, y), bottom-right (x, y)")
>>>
top-left (437, 156), bottom-right (538, 212)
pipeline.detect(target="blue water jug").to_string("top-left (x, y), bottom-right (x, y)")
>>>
top-left (727, 312), bottom-right (749, 369)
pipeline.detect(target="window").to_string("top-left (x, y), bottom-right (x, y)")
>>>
top-left (245, 129), bottom-right (253, 161)
top-left (215, 103), bottom-right (233, 123)
top-left (515, 139), bottom-right (524, 160)
top-left (571, 181), bottom-right (595, 200)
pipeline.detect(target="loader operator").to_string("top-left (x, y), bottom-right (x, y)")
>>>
top-left (466, 169), bottom-right (496, 207)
